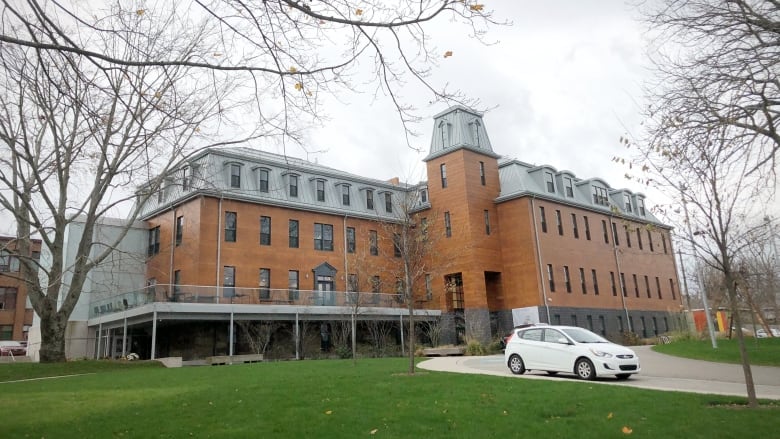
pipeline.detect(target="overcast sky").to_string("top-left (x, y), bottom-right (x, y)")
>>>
top-left (277, 1), bottom-right (650, 195)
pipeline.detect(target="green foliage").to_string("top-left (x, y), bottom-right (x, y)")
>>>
top-left (334, 345), bottom-right (353, 359)
top-left (653, 337), bottom-right (780, 367)
top-left (486, 340), bottom-right (504, 354)
top-left (464, 339), bottom-right (486, 356)
top-left (0, 358), bottom-right (777, 438)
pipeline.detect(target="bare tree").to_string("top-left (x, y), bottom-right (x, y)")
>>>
top-left (641, 0), bottom-right (779, 174)
top-left (628, 117), bottom-right (774, 407)
top-left (0, 8), bottom-right (240, 362)
top-left (1, 1), bottom-right (503, 145)
top-left (237, 320), bottom-right (280, 355)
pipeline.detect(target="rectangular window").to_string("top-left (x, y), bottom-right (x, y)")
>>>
top-left (393, 233), bottom-right (402, 257)
top-left (612, 222), bottom-right (620, 246)
top-left (583, 216), bottom-right (591, 240)
top-left (384, 193), bottom-right (392, 213)
top-left (637, 228), bottom-right (643, 250)
top-left (564, 177), bottom-right (574, 197)
top-left (625, 225), bottom-right (632, 247)
top-left (342, 185), bottom-right (350, 206)
top-left (599, 315), bottom-right (606, 336)
top-left (602, 220), bottom-right (609, 244)
top-left (540, 206), bottom-right (547, 233)
top-left (571, 214), bottom-right (579, 239)
top-left (223, 266), bottom-right (236, 298)
top-left (571, 314), bottom-right (578, 327)
top-left (259, 268), bottom-right (270, 300)
top-left (587, 315), bottom-right (594, 331)
top-left (288, 270), bottom-right (299, 301)
top-left (260, 216), bottom-right (271, 245)
top-left (289, 219), bottom-right (299, 248)
top-left (624, 193), bottom-right (633, 212)
top-left (556, 210), bottom-right (563, 235)
top-left (230, 164), bottom-right (241, 188)
top-left (316, 180), bottom-right (325, 202)
top-left (592, 269), bottom-right (599, 295)
top-left (662, 233), bottom-right (668, 254)
top-left (563, 266), bottom-right (571, 293)
top-left (259, 169), bottom-right (269, 193)
top-left (547, 264), bottom-right (555, 292)
top-left (645, 275), bottom-right (651, 298)
top-left (225, 212), bottom-right (237, 242)
top-left (289, 175), bottom-right (298, 197)
top-left (669, 278), bottom-right (676, 300)
top-left (420, 189), bottom-right (428, 203)
top-left (366, 190), bottom-right (374, 210)
top-left (0, 252), bottom-right (19, 272)
top-left (592, 186), bottom-right (609, 205)
top-left (444, 211), bottom-right (452, 238)
top-left (617, 315), bottom-right (624, 332)
top-left (369, 230), bottom-right (378, 256)
top-left (175, 216), bottom-right (184, 246)
top-left (620, 272), bottom-right (627, 297)
top-left (553, 314), bottom-right (561, 325)
top-left (347, 227), bottom-right (356, 253)
top-left (638, 198), bottom-right (646, 216)
top-left (0, 287), bottom-right (18, 311)
top-left (484, 210), bottom-right (491, 235)
top-left (314, 223), bottom-right (334, 251)
top-left (633, 274), bottom-right (639, 297)
top-left (544, 171), bottom-right (555, 193)
top-left (147, 226), bottom-right (161, 256)
top-left (579, 267), bottom-right (586, 294)
top-left (479, 162), bottom-right (486, 186)
top-left (648, 230), bottom-right (654, 251)
top-left (656, 276), bottom-right (662, 299)
top-left (425, 274), bottom-right (433, 300)
top-left (182, 166), bottom-right (190, 191)
top-left (610, 271), bottom-right (617, 296)
top-left (440, 163), bottom-right (448, 188)
top-left (371, 276), bottom-right (381, 293)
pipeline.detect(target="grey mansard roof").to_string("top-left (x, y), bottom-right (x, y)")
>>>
top-left (137, 106), bottom-right (666, 228)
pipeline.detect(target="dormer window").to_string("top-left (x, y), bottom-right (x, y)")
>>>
top-left (282, 172), bottom-right (300, 198)
top-left (181, 166), bottom-right (190, 191)
top-left (420, 188), bottom-right (428, 203)
top-left (564, 177), bottom-right (573, 197)
top-left (230, 164), bottom-right (241, 188)
top-left (316, 180), bottom-right (325, 202)
top-left (638, 198), bottom-right (646, 216)
top-left (366, 189), bottom-right (374, 210)
top-left (624, 193), bottom-right (633, 213)
top-left (470, 119), bottom-right (481, 147)
top-left (544, 172), bottom-right (555, 193)
top-left (592, 186), bottom-right (609, 206)
top-left (258, 169), bottom-right (269, 193)
top-left (341, 184), bottom-right (351, 206)
top-left (438, 120), bottom-right (452, 148)
top-left (384, 192), bottom-right (393, 213)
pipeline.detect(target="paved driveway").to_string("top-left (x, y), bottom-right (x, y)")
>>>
top-left (418, 345), bottom-right (780, 400)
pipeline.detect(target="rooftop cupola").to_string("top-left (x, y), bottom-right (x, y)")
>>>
top-left (424, 105), bottom-right (499, 162)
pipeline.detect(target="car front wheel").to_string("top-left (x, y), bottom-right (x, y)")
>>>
top-left (508, 354), bottom-right (526, 375)
top-left (575, 358), bottom-right (596, 380)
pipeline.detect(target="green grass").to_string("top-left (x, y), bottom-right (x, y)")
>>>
top-left (653, 337), bottom-right (780, 366)
top-left (1, 358), bottom-right (777, 438)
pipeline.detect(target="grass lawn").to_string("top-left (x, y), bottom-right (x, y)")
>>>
top-left (653, 337), bottom-right (780, 366)
top-left (1, 358), bottom-right (778, 438)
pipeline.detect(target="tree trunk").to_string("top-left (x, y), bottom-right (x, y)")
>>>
top-left (725, 272), bottom-right (758, 407)
top-left (39, 313), bottom-right (68, 363)
top-left (408, 304), bottom-right (415, 375)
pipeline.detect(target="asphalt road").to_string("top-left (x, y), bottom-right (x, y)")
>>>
top-left (418, 345), bottom-right (780, 400)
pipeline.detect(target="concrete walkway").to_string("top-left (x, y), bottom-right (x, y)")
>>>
top-left (418, 345), bottom-right (780, 400)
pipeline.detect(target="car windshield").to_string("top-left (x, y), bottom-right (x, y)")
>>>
top-left (561, 328), bottom-right (609, 343)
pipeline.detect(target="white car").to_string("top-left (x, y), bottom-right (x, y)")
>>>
top-left (504, 325), bottom-right (640, 380)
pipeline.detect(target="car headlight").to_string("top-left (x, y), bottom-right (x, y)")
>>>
top-left (589, 348), bottom-right (613, 358)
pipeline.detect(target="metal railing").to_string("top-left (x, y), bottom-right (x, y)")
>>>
top-left (88, 284), bottom-right (425, 318)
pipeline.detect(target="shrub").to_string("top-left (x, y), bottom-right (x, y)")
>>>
top-left (335, 345), bottom-right (352, 359)
top-left (464, 339), bottom-right (486, 356)
top-left (620, 331), bottom-right (642, 346)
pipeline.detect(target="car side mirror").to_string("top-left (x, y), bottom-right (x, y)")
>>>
top-left (557, 338), bottom-right (570, 345)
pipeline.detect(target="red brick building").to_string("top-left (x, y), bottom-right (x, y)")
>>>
top-left (0, 236), bottom-right (41, 341)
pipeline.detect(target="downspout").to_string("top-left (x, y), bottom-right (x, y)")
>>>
top-left (530, 196), bottom-right (551, 323)
top-left (610, 214), bottom-right (631, 332)
top-left (169, 208), bottom-right (176, 292)
top-left (216, 195), bottom-right (223, 301)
